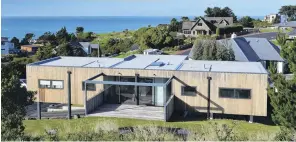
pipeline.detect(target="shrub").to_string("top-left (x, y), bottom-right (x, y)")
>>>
top-left (94, 120), bottom-right (118, 132)
top-left (217, 26), bottom-right (243, 35)
top-left (274, 127), bottom-right (296, 141)
top-left (122, 125), bottom-right (182, 141)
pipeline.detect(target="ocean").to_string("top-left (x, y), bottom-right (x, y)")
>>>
top-left (1, 16), bottom-right (174, 39)
top-left (1, 16), bottom-right (264, 39)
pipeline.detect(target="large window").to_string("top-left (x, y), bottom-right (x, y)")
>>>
top-left (39, 80), bottom-right (51, 88)
top-left (183, 30), bottom-right (192, 34)
top-left (219, 88), bottom-right (251, 99)
top-left (52, 80), bottom-right (63, 89)
top-left (82, 82), bottom-right (96, 91)
top-left (181, 86), bottom-right (196, 96)
top-left (39, 80), bottom-right (63, 89)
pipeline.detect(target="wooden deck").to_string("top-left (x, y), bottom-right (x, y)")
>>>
top-left (87, 104), bottom-right (164, 121)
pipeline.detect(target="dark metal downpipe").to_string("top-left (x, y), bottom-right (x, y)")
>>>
top-left (135, 74), bottom-right (139, 105)
top-left (67, 71), bottom-right (72, 119)
top-left (207, 76), bottom-right (212, 119)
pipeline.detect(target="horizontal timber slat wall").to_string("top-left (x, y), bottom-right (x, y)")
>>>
top-left (26, 65), bottom-right (268, 116)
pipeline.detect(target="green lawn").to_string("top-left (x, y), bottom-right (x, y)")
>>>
top-left (24, 117), bottom-right (280, 137)
top-left (92, 31), bottom-right (135, 44)
top-left (259, 27), bottom-right (293, 33)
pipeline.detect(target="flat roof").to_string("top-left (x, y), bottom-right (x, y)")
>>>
top-left (29, 54), bottom-right (268, 74)
top-left (179, 60), bottom-right (268, 74)
top-left (114, 54), bottom-right (187, 70)
top-left (37, 56), bottom-right (124, 68)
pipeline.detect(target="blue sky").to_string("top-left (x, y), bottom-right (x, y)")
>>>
top-left (2, 0), bottom-right (295, 17)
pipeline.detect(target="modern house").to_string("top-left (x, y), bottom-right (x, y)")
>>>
top-left (263, 14), bottom-right (280, 23)
top-left (182, 17), bottom-right (233, 37)
top-left (69, 42), bottom-right (99, 55)
top-left (21, 44), bottom-right (43, 53)
top-left (189, 37), bottom-right (284, 73)
top-left (1, 37), bottom-right (14, 55)
top-left (27, 54), bottom-right (268, 121)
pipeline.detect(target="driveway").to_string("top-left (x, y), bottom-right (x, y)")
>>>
top-left (240, 28), bottom-right (296, 40)
top-left (176, 48), bottom-right (191, 55)
top-left (240, 32), bottom-right (278, 40)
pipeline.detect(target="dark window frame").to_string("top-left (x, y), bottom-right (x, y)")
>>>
top-left (38, 79), bottom-right (64, 90)
top-left (51, 80), bottom-right (64, 89)
top-left (219, 87), bottom-right (251, 99)
top-left (181, 86), bottom-right (197, 96)
top-left (82, 81), bottom-right (96, 91)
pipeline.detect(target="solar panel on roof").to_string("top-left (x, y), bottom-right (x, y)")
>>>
top-left (150, 62), bottom-right (165, 66)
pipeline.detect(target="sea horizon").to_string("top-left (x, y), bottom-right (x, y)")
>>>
top-left (1, 16), bottom-right (264, 39)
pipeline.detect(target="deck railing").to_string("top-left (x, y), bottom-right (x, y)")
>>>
top-left (85, 85), bottom-right (114, 114)
top-left (164, 94), bottom-right (174, 122)
top-left (86, 91), bottom-right (104, 114)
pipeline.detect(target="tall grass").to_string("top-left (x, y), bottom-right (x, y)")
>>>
top-left (24, 119), bottom-right (286, 141)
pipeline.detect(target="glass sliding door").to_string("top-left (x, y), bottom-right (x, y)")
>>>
top-left (138, 78), bottom-right (153, 106)
top-left (102, 76), bottom-right (170, 107)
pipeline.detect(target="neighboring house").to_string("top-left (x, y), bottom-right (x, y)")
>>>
top-left (188, 37), bottom-right (284, 73)
top-left (143, 49), bottom-right (162, 55)
top-left (21, 44), bottom-right (43, 53)
top-left (263, 14), bottom-right (280, 23)
top-left (182, 17), bottom-right (233, 37)
top-left (69, 42), bottom-right (99, 55)
top-left (1, 37), bottom-right (15, 55)
top-left (27, 54), bottom-right (268, 122)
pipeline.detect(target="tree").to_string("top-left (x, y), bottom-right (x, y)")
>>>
top-left (204, 7), bottom-right (237, 22)
top-left (20, 33), bottom-right (34, 45)
top-left (76, 27), bottom-right (84, 33)
top-left (10, 37), bottom-right (20, 49)
top-left (194, 16), bottom-right (201, 21)
top-left (36, 45), bottom-right (55, 60)
top-left (267, 38), bottom-right (296, 131)
top-left (168, 18), bottom-right (180, 32)
top-left (276, 33), bottom-right (287, 47)
top-left (56, 27), bottom-right (70, 44)
top-left (239, 16), bottom-right (254, 27)
top-left (281, 39), bottom-right (296, 73)
top-left (1, 63), bottom-right (34, 140)
top-left (38, 32), bottom-right (57, 46)
top-left (267, 71), bottom-right (296, 130)
top-left (20, 38), bottom-right (29, 45)
top-left (133, 27), bottom-right (174, 50)
top-left (191, 38), bottom-right (235, 61)
top-left (222, 7), bottom-right (238, 22)
top-left (56, 43), bottom-right (73, 56)
top-left (279, 5), bottom-right (296, 21)
top-left (24, 33), bottom-right (34, 41)
top-left (181, 16), bottom-right (190, 22)
top-left (272, 16), bottom-right (281, 24)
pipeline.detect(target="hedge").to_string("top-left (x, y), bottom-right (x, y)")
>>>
top-left (217, 26), bottom-right (243, 35)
